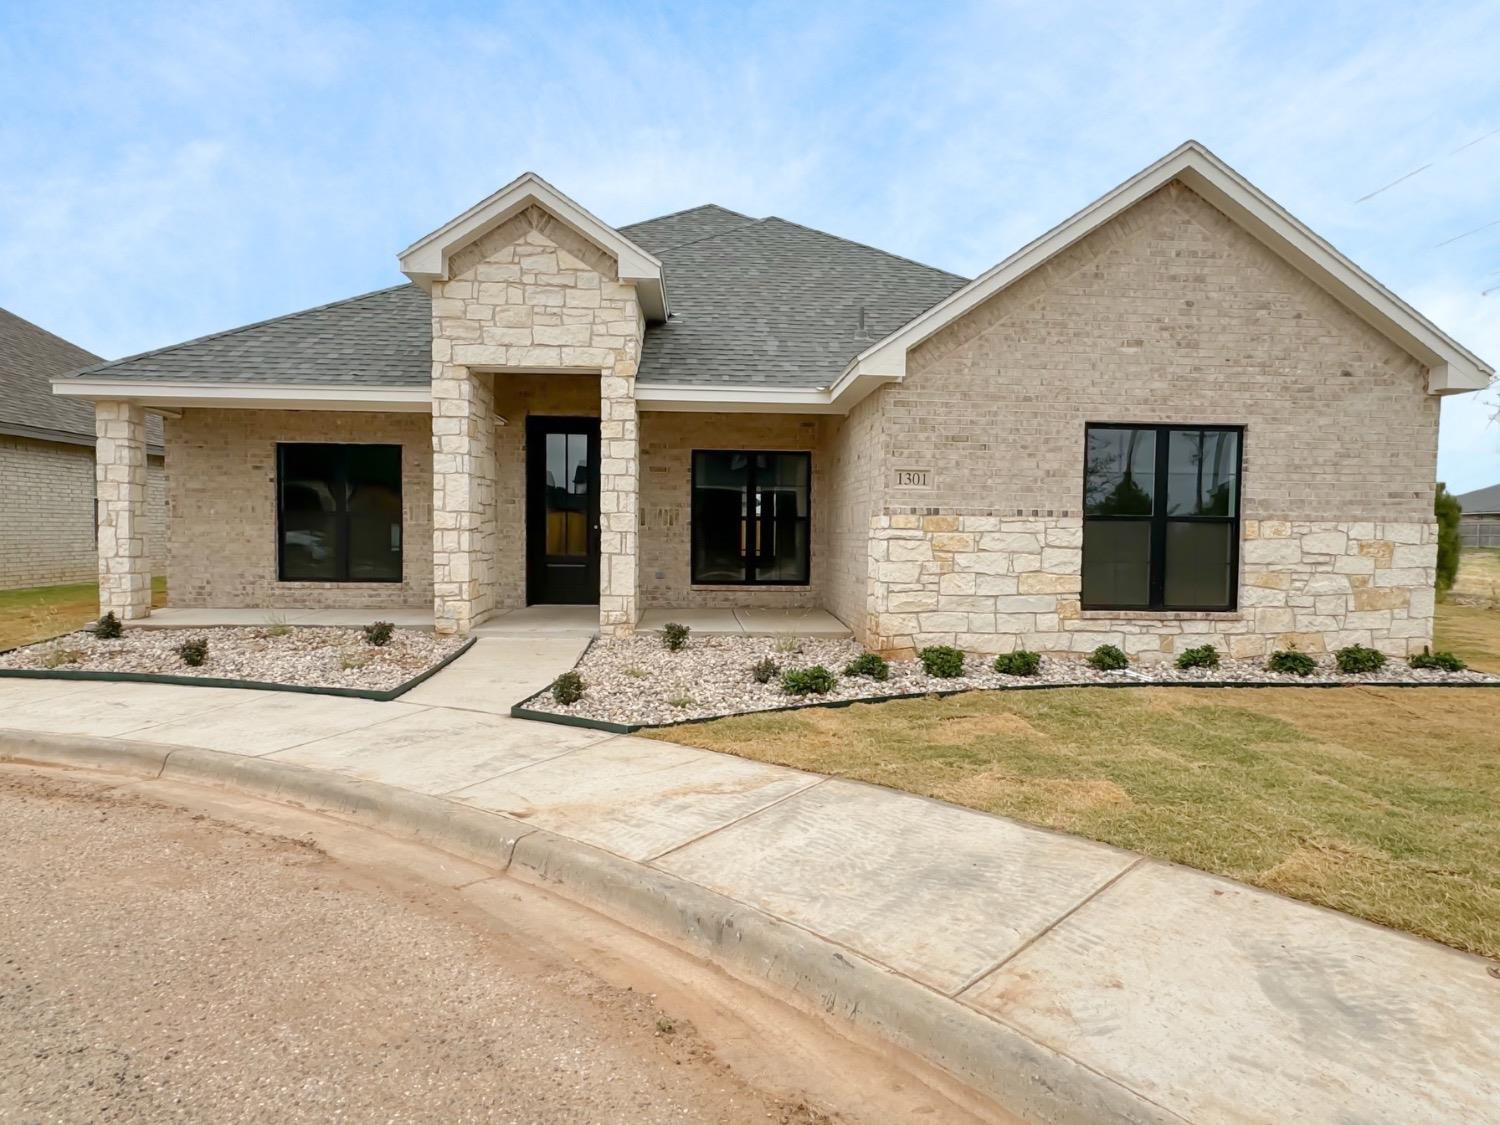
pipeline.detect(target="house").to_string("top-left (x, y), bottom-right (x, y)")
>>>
top-left (52, 141), bottom-right (1491, 659)
top-left (1455, 484), bottom-right (1500, 549)
top-left (0, 308), bottom-right (164, 591)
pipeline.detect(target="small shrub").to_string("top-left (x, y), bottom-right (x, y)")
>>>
top-left (91, 611), bottom-right (123, 640)
top-left (781, 665), bottom-right (836, 695)
top-left (992, 650), bottom-right (1041, 676)
top-left (1087, 644), bottom-right (1129, 671)
top-left (772, 636), bottom-right (802, 655)
top-left (551, 670), bottom-right (585, 705)
top-left (661, 622), bottom-right (690, 651)
top-left (41, 647), bottom-right (84, 669)
top-left (919, 645), bottom-right (965, 678)
top-left (667, 695), bottom-right (696, 709)
top-left (844, 652), bottom-right (890, 681)
top-left (339, 650), bottom-right (371, 671)
top-left (364, 620), bottom-right (395, 647)
top-left (1175, 644), bottom-right (1220, 671)
top-left (751, 656), bottom-right (780, 684)
top-left (1266, 648), bottom-right (1317, 676)
top-left (1408, 646), bottom-right (1467, 673)
top-left (1334, 644), bottom-right (1386, 675)
top-left (176, 636), bottom-right (209, 667)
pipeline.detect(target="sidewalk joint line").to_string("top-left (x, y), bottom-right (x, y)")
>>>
top-left (641, 775), bottom-right (828, 865)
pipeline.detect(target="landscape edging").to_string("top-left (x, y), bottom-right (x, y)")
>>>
top-left (0, 728), bottom-right (1176, 1125)
top-left (0, 636), bottom-right (476, 701)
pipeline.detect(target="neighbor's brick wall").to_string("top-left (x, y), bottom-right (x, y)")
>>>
top-left (0, 435), bottom-right (164, 591)
top-left (638, 412), bottom-right (825, 609)
top-left (165, 409), bottom-right (432, 609)
top-left (863, 179), bottom-right (1439, 657)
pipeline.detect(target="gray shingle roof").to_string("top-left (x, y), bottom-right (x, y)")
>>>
top-left (1, 307), bottom-right (162, 449)
top-left (64, 205), bottom-right (968, 394)
top-left (1457, 483), bottom-right (1500, 515)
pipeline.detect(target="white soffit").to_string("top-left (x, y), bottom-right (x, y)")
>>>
top-left (398, 171), bottom-right (669, 322)
top-left (845, 140), bottom-right (1492, 396)
top-left (51, 379), bottom-right (432, 413)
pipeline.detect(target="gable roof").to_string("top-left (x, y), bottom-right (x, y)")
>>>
top-left (1, 308), bottom-right (162, 449)
top-left (844, 140), bottom-right (1493, 397)
top-left (1456, 483), bottom-right (1500, 515)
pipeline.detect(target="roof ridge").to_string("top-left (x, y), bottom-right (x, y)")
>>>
top-left (757, 216), bottom-right (969, 283)
top-left (620, 202), bottom-right (754, 229)
top-left (67, 282), bottom-right (419, 379)
top-left (0, 306), bottom-right (102, 365)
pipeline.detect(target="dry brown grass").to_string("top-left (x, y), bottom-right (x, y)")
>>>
top-left (0, 579), bottom-right (168, 651)
top-left (1452, 547), bottom-right (1500, 606)
top-left (651, 602), bottom-right (1500, 959)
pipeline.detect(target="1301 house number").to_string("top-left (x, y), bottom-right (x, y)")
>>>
top-left (892, 468), bottom-right (932, 489)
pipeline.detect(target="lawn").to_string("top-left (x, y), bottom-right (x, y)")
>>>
top-left (0, 578), bottom-right (168, 651)
top-left (650, 598), bottom-right (1500, 959)
top-left (1453, 545), bottom-right (1500, 607)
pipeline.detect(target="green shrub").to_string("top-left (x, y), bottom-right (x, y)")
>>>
top-left (176, 636), bottom-right (209, 667)
top-left (661, 622), bottom-right (690, 651)
top-left (751, 656), bottom-right (780, 684)
top-left (843, 652), bottom-right (890, 681)
top-left (1334, 644), bottom-right (1387, 674)
top-left (1435, 482), bottom-right (1462, 597)
top-left (364, 620), bottom-right (395, 647)
top-left (1175, 644), bottom-right (1220, 670)
top-left (919, 645), bottom-right (965, 678)
top-left (1266, 649), bottom-right (1317, 676)
top-left (992, 650), bottom-right (1041, 676)
top-left (91, 611), bottom-right (122, 640)
top-left (1408, 646), bottom-right (1467, 672)
top-left (781, 665), bottom-right (836, 695)
top-left (1087, 644), bottom-right (1129, 671)
top-left (551, 670), bottom-right (585, 705)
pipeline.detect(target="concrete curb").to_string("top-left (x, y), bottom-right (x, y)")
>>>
top-left (0, 729), bottom-right (1178, 1125)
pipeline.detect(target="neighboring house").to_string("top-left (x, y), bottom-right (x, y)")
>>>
top-left (1456, 484), bottom-right (1500, 549)
top-left (53, 141), bottom-right (1492, 659)
top-left (0, 309), bottom-right (164, 591)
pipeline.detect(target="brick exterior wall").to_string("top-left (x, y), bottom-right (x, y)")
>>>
top-left (165, 409), bottom-right (432, 609)
top-left (857, 179), bottom-right (1440, 658)
top-left (820, 394), bottom-right (882, 635)
top-left (0, 434), bottom-right (164, 591)
top-left (638, 412), bottom-right (825, 609)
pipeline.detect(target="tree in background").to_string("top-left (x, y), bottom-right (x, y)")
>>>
top-left (1435, 483), bottom-right (1462, 597)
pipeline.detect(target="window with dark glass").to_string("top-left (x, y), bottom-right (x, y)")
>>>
top-left (277, 444), bottom-right (402, 582)
top-left (691, 451), bottom-right (810, 585)
top-left (1081, 424), bottom-right (1241, 611)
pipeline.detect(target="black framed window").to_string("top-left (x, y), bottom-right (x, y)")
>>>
top-left (277, 444), bottom-right (403, 583)
top-left (1081, 424), bottom-right (1242, 611)
top-left (691, 451), bottom-right (810, 585)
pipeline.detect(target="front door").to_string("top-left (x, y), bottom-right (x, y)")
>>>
top-left (526, 416), bottom-right (600, 604)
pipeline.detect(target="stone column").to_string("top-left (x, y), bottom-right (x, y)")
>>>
top-left (598, 358), bottom-right (639, 637)
top-left (95, 400), bottom-right (151, 620)
top-left (431, 365), bottom-right (493, 634)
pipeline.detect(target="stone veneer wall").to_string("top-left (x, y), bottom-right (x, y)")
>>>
top-left (165, 409), bottom-right (432, 609)
top-left (428, 205), bottom-right (643, 634)
top-left (637, 412), bottom-right (825, 609)
top-left (862, 179), bottom-right (1440, 658)
top-left (0, 434), bottom-right (164, 590)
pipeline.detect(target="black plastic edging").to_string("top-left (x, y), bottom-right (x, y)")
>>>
top-left (0, 636), bottom-right (477, 702)
top-left (511, 673), bottom-right (1500, 736)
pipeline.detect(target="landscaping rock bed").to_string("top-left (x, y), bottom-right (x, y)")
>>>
top-left (0, 626), bottom-right (467, 692)
top-left (528, 634), bottom-right (1500, 727)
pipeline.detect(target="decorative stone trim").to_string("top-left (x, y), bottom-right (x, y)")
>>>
top-left (95, 400), bottom-right (151, 621)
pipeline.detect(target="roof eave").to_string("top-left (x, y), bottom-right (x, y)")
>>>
top-left (52, 378), bottom-right (432, 413)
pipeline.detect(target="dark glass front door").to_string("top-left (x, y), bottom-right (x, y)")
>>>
top-left (526, 416), bottom-right (600, 605)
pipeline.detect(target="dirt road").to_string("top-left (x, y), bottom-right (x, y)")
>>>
top-left (0, 764), bottom-right (998, 1124)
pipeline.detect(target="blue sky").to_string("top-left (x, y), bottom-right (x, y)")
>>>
top-left (2, 1), bottom-right (1496, 489)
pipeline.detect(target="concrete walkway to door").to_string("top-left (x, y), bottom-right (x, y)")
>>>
top-left (0, 638), bottom-right (1495, 1123)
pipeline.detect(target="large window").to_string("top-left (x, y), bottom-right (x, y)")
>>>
top-left (691, 451), bottom-right (810, 585)
top-left (1081, 424), bottom-right (1241, 611)
top-left (277, 444), bottom-right (403, 583)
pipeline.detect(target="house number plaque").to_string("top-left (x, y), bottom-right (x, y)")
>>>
top-left (892, 468), bottom-right (932, 490)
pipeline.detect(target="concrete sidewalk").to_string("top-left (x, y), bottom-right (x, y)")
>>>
top-left (0, 642), bottom-right (1495, 1123)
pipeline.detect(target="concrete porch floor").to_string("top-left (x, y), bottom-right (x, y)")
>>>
top-left (130, 605), bottom-right (850, 639)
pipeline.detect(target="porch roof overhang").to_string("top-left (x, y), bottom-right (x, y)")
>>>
top-left (398, 171), bottom-right (670, 323)
top-left (51, 379), bottom-right (432, 413)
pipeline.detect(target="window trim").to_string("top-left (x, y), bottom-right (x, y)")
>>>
top-left (1080, 423), bottom-right (1243, 612)
top-left (689, 449), bottom-right (812, 587)
top-left (275, 442), bottom-right (404, 585)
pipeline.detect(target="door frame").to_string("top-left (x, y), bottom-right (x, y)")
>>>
top-left (525, 415), bottom-right (601, 605)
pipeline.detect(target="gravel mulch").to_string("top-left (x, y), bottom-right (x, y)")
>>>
top-left (0, 626), bottom-right (467, 692)
top-left (528, 635), bottom-right (1500, 727)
